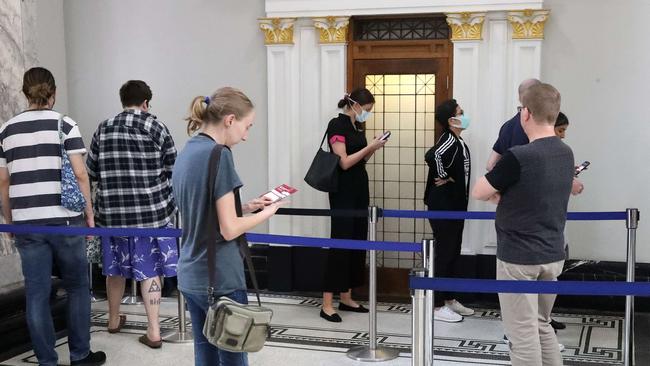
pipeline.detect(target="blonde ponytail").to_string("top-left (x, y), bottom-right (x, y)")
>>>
top-left (184, 87), bottom-right (254, 136)
top-left (185, 96), bottom-right (208, 135)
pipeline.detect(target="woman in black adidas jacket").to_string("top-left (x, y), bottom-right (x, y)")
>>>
top-left (423, 99), bottom-right (474, 322)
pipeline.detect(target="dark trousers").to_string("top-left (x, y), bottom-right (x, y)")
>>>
top-left (428, 218), bottom-right (465, 307)
top-left (324, 183), bottom-right (368, 293)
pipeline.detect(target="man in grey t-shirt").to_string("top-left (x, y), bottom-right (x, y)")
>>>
top-left (472, 83), bottom-right (573, 366)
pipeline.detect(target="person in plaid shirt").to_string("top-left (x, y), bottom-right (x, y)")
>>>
top-left (86, 80), bottom-right (177, 349)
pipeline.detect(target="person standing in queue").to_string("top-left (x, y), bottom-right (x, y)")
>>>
top-left (173, 87), bottom-right (283, 365)
top-left (320, 88), bottom-right (386, 323)
top-left (423, 99), bottom-right (474, 323)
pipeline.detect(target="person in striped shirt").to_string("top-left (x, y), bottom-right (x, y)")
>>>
top-left (0, 67), bottom-right (105, 365)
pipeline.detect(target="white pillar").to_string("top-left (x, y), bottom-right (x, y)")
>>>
top-left (446, 12), bottom-right (486, 255)
top-left (507, 9), bottom-right (549, 111)
top-left (260, 18), bottom-right (297, 235)
top-left (469, 12), bottom-right (509, 255)
top-left (293, 19), bottom-right (327, 237)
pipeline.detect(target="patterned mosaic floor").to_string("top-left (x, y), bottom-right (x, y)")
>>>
top-left (1, 294), bottom-right (626, 365)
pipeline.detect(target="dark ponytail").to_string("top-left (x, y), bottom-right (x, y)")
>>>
top-left (337, 87), bottom-right (375, 109)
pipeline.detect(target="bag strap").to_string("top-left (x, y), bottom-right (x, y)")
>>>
top-left (319, 130), bottom-right (328, 149)
top-left (234, 191), bottom-right (263, 307)
top-left (57, 114), bottom-right (66, 145)
top-left (206, 144), bottom-right (223, 304)
top-left (205, 142), bottom-right (263, 307)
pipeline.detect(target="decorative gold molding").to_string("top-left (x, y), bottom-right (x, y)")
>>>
top-left (507, 9), bottom-right (550, 40)
top-left (258, 18), bottom-right (297, 45)
top-left (445, 12), bottom-right (486, 41)
top-left (312, 16), bottom-right (350, 44)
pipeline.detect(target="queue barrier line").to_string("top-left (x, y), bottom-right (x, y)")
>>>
top-left (0, 224), bottom-right (182, 238)
top-left (409, 276), bottom-right (650, 297)
top-left (273, 208), bottom-right (628, 221)
top-left (247, 233), bottom-right (421, 252)
top-left (0, 224), bottom-right (420, 253)
top-left (383, 210), bottom-right (628, 221)
top-left (276, 207), bottom-right (369, 218)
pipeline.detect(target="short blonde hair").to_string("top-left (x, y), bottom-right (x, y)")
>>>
top-left (521, 83), bottom-right (561, 125)
top-left (185, 87), bottom-right (254, 135)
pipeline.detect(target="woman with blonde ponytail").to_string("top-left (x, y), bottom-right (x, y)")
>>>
top-left (173, 87), bottom-right (284, 366)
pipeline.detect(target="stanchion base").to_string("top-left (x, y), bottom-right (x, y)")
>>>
top-left (90, 292), bottom-right (106, 303)
top-left (121, 296), bottom-right (143, 305)
top-left (346, 346), bottom-right (400, 362)
top-left (162, 330), bottom-right (194, 343)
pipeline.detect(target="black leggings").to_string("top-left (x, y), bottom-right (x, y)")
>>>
top-left (428, 219), bottom-right (465, 307)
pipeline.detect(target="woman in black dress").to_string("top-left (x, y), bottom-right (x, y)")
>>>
top-left (423, 99), bottom-right (474, 323)
top-left (320, 88), bottom-right (386, 322)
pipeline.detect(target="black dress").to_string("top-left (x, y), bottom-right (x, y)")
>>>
top-left (323, 113), bottom-right (369, 293)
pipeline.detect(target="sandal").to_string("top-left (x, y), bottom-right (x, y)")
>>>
top-left (139, 334), bottom-right (163, 349)
top-left (107, 314), bottom-right (126, 334)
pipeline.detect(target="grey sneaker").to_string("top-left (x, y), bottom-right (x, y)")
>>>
top-left (446, 300), bottom-right (475, 316)
top-left (434, 306), bottom-right (463, 322)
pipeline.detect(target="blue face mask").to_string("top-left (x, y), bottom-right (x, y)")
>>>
top-left (349, 97), bottom-right (372, 123)
top-left (356, 109), bottom-right (372, 123)
top-left (452, 115), bottom-right (471, 130)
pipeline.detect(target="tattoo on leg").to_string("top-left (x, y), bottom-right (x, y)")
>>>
top-left (150, 299), bottom-right (161, 306)
top-left (148, 280), bottom-right (161, 293)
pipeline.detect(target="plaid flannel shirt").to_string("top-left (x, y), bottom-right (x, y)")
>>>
top-left (86, 109), bottom-right (177, 228)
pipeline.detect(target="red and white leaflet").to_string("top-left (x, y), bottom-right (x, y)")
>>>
top-left (262, 184), bottom-right (298, 202)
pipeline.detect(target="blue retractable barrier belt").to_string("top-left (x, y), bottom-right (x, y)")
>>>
top-left (247, 233), bottom-right (421, 252)
top-left (0, 224), bottom-right (181, 238)
top-left (410, 277), bottom-right (650, 297)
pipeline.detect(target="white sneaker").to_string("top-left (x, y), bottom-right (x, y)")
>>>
top-left (503, 335), bottom-right (565, 352)
top-left (445, 300), bottom-right (475, 316)
top-left (434, 306), bottom-right (463, 322)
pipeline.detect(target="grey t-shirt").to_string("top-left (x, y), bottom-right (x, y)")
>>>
top-left (173, 134), bottom-right (245, 296)
top-left (486, 136), bottom-right (574, 265)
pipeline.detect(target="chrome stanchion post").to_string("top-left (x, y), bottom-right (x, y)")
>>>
top-left (347, 206), bottom-right (399, 361)
top-left (624, 208), bottom-right (639, 366)
top-left (89, 262), bottom-right (105, 303)
top-left (411, 268), bottom-right (426, 366)
top-left (121, 278), bottom-right (143, 305)
top-left (422, 239), bottom-right (435, 366)
top-left (164, 212), bottom-right (193, 343)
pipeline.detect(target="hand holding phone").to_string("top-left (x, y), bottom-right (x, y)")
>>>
top-left (575, 161), bottom-right (590, 176)
top-left (262, 184), bottom-right (297, 203)
top-left (379, 131), bottom-right (391, 141)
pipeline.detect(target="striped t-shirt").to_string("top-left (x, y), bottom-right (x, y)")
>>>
top-left (0, 109), bottom-right (86, 224)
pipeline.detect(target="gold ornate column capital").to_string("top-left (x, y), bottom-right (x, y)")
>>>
top-left (445, 12), bottom-right (486, 41)
top-left (312, 16), bottom-right (350, 44)
top-left (258, 18), bottom-right (297, 45)
top-left (507, 9), bottom-right (550, 40)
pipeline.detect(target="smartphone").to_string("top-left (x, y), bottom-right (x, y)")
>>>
top-left (380, 131), bottom-right (391, 141)
top-left (574, 161), bottom-right (590, 176)
top-left (262, 184), bottom-right (298, 203)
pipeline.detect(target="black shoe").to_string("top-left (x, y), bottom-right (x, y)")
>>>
top-left (71, 351), bottom-right (106, 366)
top-left (550, 318), bottom-right (566, 330)
top-left (320, 309), bottom-right (342, 322)
top-left (339, 303), bottom-right (369, 313)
